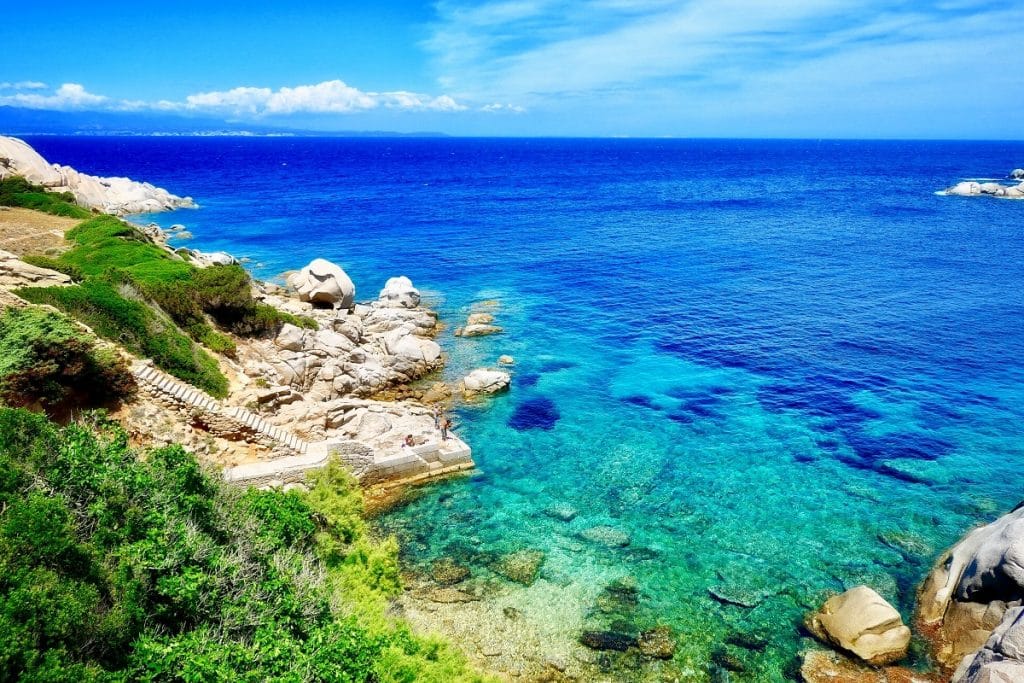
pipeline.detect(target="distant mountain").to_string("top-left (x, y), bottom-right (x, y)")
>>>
top-left (0, 106), bottom-right (448, 137)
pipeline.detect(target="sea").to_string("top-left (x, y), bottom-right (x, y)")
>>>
top-left (25, 136), bottom-right (1024, 680)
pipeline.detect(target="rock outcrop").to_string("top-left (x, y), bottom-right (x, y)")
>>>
top-left (378, 276), bottom-right (421, 309)
top-left (0, 249), bottom-right (71, 288)
top-left (917, 503), bottom-right (1024, 670)
top-left (943, 180), bottom-right (1024, 199)
top-left (462, 368), bottom-right (511, 396)
top-left (806, 585), bottom-right (911, 665)
top-left (1010, 169), bottom-right (1024, 180)
top-left (0, 135), bottom-right (195, 215)
top-left (952, 606), bottom-right (1024, 683)
top-left (287, 258), bottom-right (356, 308)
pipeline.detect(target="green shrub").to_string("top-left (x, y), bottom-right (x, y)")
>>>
top-left (0, 175), bottom-right (91, 218)
top-left (0, 409), bottom-right (487, 682)
top-left (16, 282), bottom-right (228, 398)
top-left (0, 306), bottom-right (135, 412)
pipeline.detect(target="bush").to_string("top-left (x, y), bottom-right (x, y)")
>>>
top-left (16, 282), bottom-right (229, 398)
top-left (0, 409), bottom-right (488, 682)
top-left (0, 306), bottom-right (135, 412)
top-left (0, 175), bottom-right (91, 219)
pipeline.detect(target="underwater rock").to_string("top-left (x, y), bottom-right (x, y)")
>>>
top-left (638, 626), bottom-right (676, 659)
top-left (491, 549), bottom-right (545, 585)
top-left (708, 584), bottom-right (771, 609)
top-left (467, 312), bottom-right (495, 325)
top-left (596, 577), bottom-right (640, 614)
top-left (800, 649), bottom-right (939, 683)
top-left (581, 525), bottom-right (631, 548)
top-left (456, 323), bottom-right (503, 337)
top-left (498, 354), bottom-right (515, 365)
top-left (806, 585), bottom-right (911, 665)
top-left (426, 588), bottom-right (480, 603)
top-left (579, 629), bottom-right (638, 652)
top-left (543, 502), bottom-right (579, 522)
top-left (431, 558), bottom-right (471, 586)
top-left (503, 606), bottom-right (522, 620)
top-left (508, 396), bottom-right (560, 431)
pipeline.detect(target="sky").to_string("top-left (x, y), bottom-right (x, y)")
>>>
top-left (2, 0), bottom-right (1022, 138)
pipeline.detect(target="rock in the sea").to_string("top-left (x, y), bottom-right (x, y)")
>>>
top-left (581, 525), bottom-right (631, 548)
top-left (498, 354), bottom-right (515, 365)
top-left (806, 585), bottom-right (911, 665)
top-left (579, 629), bottom-right (637, 652)
top-left (1010, 168), bottom-right (1024, 180)
top-left (287, 258), bottom-right (356, 308)
top-left (431, 557), bottom-right (471, 586)
top-left (944, 180), bottom-right (1024, 199)
top-left (490, 549), bottom-right (545, 585)
top-left (917, 503), bottom-right (1024, 670)
top-left (378, 276), bottom-right (421, 309)
top-left (456, 323), bottom-right (503, 337)
top-left (953, 606), bottom-right (1024, 683)
top-left (462, 368), bottom-right (511, 396)
top-left (0, 135), bottom-right (195, 215)
top-left (426, 588), bottom-right (480, 603)
top-left (800, 649), bottom-right (939, 683)
top-left (467, 312), bottom-right (494, 325)
top-left (543, 502), bottom-right (579, 522)
top-left (638, 626), bottom-right (676, 659)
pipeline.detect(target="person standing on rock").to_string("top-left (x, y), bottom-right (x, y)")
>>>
top-left (433, 405), bottom-right (442, 430)
top-left (441, 417), bottom-right (452, 441)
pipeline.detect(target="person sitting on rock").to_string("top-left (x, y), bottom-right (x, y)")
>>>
top-left (403, 434), bottom-right (416, 448)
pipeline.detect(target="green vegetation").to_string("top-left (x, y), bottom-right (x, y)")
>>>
top-left (17, 281), bottom-right (229, 398)
top-left (0, 408), bottom-right (485, 682)
top-left (11, 205), bottom-right (312, 396)
top-left (0, 306), bottom-right (135, 413)
top-left (0, 175), bottom-right (91, 219)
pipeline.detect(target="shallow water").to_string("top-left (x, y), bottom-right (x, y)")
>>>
top-left (28, 136), bottom-right (1024, 679)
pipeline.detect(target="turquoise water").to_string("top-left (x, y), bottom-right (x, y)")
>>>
top-left (26, 136), bottom-right (1024, 679)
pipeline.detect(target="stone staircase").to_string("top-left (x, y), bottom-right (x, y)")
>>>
top-left (132, 361), bottom-right (310, 454)
top-left (131, 360), bottom-right (475, 488)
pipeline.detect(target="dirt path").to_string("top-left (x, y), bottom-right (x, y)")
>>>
top-left (0, 206), bottom-right (78, 256)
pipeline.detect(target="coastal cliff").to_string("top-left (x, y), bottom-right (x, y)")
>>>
top-left (0, 135), bottom-right (195, 214)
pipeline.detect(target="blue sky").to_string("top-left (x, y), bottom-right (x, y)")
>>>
top-left (2, 1), bottom-right (1022, 137)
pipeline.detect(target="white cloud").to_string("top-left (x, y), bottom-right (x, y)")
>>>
top-left (184, 80), bottom-right (467, 115)
top-left (481, 102), bottom-right (526, 113)
top-left (0, 81), bottom-right (47, 91)
top-left (0, 79), bottom-right (470, 117)
top-left (0, 83), bottom-right (107, 109)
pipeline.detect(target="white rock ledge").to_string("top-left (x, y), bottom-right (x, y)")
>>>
top-left (0, 135), bottom-right (196, 215)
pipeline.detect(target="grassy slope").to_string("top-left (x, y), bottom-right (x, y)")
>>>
top-left (0, 408), bottom-right (486, 682)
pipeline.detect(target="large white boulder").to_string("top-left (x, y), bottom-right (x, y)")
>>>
top-left (0, 136), bottom-right (64, 186)
top-left (1010, 169), bottom-right (1024, 180)
top-left (378, 276), bottom-right (421, 309)
top-left (287, 258), bottom-right (355, 308)
top-left (462, 368), bottom-right (511, 396)
top-left (806, 585), bottom-right (911, 665)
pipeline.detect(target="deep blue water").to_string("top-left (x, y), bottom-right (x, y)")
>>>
top-left (25, 136), bottom-right (1024, 679)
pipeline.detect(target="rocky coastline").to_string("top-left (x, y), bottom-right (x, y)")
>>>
top-left (0, 135), bottom-right (195, 214)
